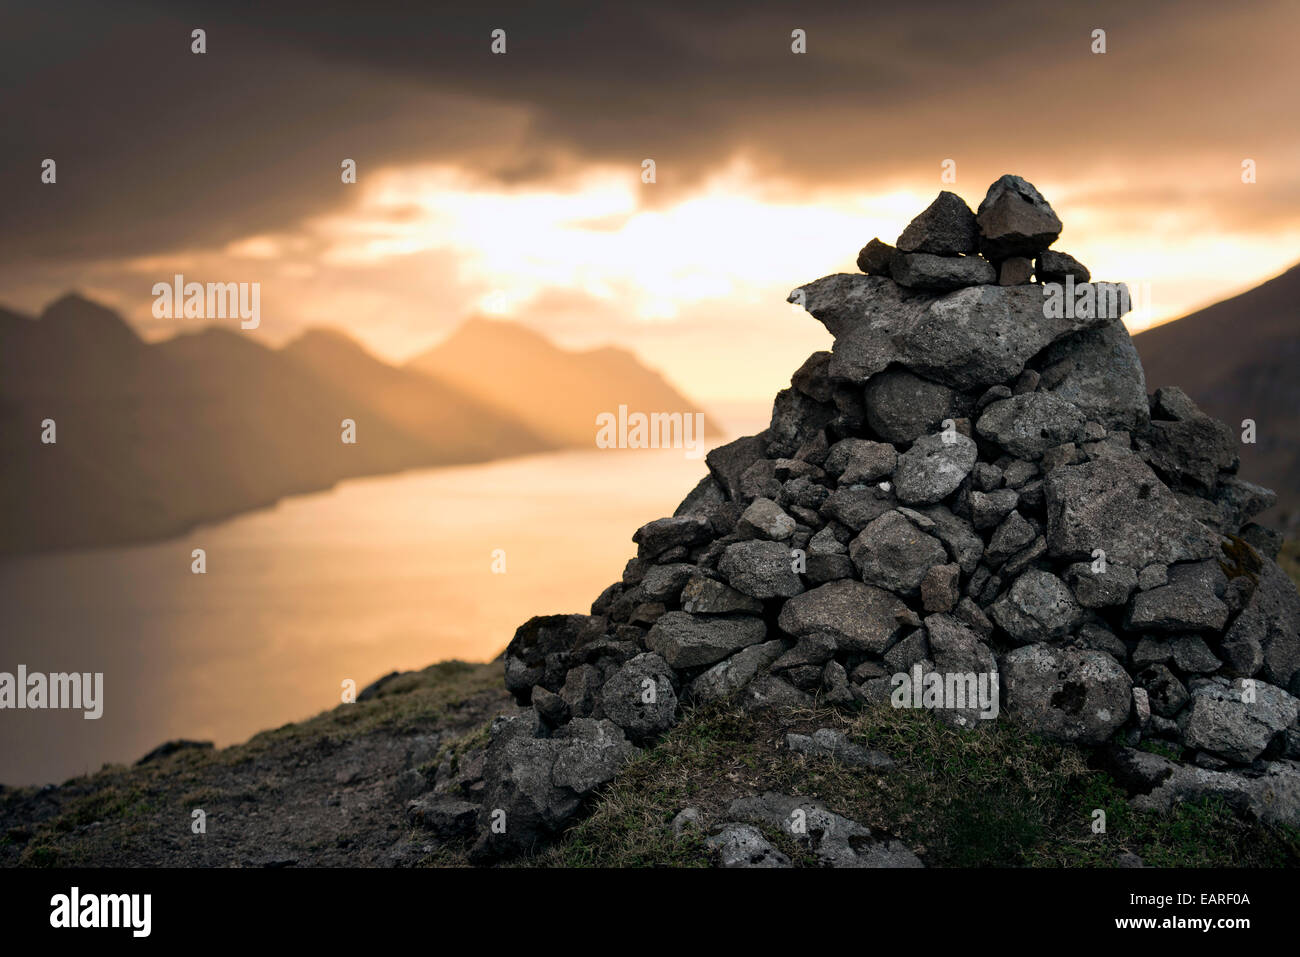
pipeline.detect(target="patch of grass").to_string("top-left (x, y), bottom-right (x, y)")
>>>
top-left (53, 785), bottom-right (152, 832)
top-left (529, 705), bottom-right (748, 868)
top-left (1137, 739), bottom-right (1182, 761)
top-left (13, 781), bottom-right (156, 867)
top-left (179, 787), bottom-right (225, 807)
top-left (4, 660), bottom-right (509, 867)
top-left (536, 700), bottom-right (1300, 868)
top-left (236, 660), bottom-right (502, 757)
top-left (1219, 534), bottom-right (1263, 586)
top-left (428, 719), bottom-right (493, 778)
top-left (18, 844), bottom-right (60, 867)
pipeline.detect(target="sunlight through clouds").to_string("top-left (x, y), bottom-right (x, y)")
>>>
top-left (310, 162), bottom-right (935, 322)
top-left (39, 161), bottom-right (1300, 405)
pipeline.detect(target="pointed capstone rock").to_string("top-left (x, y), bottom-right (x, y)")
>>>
top-left (895, 191), bottom-right (979, 256)
top-left (976, 174), bottom-right (1062, 261)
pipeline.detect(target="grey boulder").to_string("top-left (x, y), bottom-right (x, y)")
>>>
top-left (1221, 558), bottom-right (1300, 690)
top-left (976, 392), bottom-right (1088, 459)
top-left (989, 569), bottom-right (1083, 643)
top-left (824, 437), bottom-right (897, 484)
top-left (789, 275), bottom-right (1121, 391)
top-left (1065, 561), bottom-right (1137, 608)
top-left (1126, 751), bottom-right (1300, 828)
top-left (1036, 320), bottom-right (1148, 432)
top-left (707, 824), bottom-right (791, 868)
top-left (689, 640), bottom-right (786, 704)
top-left (718, 539), bottom-right (805, 599)
top-left (778, 579), bottom-right (912, 653)
top-left (850, 510), bottom-right (949, 597)
top-left (1178, 678), bottom-right (1299, 764)
top-left (738, 497), bottom-right (797, 540)
top-left (599, 653), bottom-right (678, 741)
top-left (1036, 249), bottom-right (1090, 284)
top-left (862, 368), bottom-right (956, 444)
top-left (925, 614), bottom-right (1000, 728)
top-left (646, 612), bottom-right (767, 669)
top-left (1002, 644), bottom-right (1131, 745)
top-left (893, 432), bottom-right (978, 505)
top-left (472, 716), bottom-right (636, 860)
top-left (633, 516), bottom-right (713, 559)
top-left (1124, 560), bottom-right (1229, 634)
top-left (679, 575), bottom-right (764, 615)
top-left (785, 728), bottom-right (894, 769)
top-left (855, 238), bottom-right (895, 276)
top-left (1044, 451), bottom-right (1222, 568)
top-left (727, 793), bottom-right (923, 868)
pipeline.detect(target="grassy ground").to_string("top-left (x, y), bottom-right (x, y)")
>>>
top-left (1, 661), bottom-right (512, 867)
top-left (525, 701), bottom-right (1300, 868)
top-left (5, 628), bottom-right (1299, 868)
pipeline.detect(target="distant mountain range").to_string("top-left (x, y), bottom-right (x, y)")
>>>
top-left (1133, 263), bottom-right (1300, 525)
top-left (408, 317), bottom-right (723, 447)
top-left (6, 268), bottom-right (1291, 557)
top-left (0, 296), bottom-right (714, 556)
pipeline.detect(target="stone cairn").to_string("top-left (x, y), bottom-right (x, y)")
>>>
top-left (429, 175), bottom-right (1300, 861)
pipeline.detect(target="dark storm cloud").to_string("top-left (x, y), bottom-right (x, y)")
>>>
top-left (1, 0), bottom-right (1296, 262)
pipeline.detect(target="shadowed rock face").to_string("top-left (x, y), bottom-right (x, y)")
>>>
top-left (479, 174), bottom-right (1300, 861)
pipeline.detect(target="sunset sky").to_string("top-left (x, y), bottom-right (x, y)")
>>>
top-left (3, 0), bottom-right (1298, 408)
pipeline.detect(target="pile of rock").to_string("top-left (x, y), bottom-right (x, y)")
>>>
top-left (426, 175), bottom-right (1300, 861)
top-left (857, 175), bottom-right (1088, 291)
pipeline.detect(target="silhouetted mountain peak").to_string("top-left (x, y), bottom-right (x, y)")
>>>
top-left (1135, 259), bottom-right (1300, 521)
top-left (437, 315), bottom-right (555, 353)
top-left (284, 326), bottom-right (375, 360)
top-left (408, 315), bottom-right (720, 447)
top-left (38, 292), bottom-right (141, 350)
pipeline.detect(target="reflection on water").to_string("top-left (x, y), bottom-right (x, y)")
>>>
top-left (0, 436), bottom-right (750, 785)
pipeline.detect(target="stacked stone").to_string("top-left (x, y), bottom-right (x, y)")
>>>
top-left (461, 175), bottom-right (1300, 859)
top-left (857, 174), bottom-right (1089, 290)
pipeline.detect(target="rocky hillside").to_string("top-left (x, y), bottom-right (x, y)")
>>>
top-left (5, 658), bottom-right (1294, 868)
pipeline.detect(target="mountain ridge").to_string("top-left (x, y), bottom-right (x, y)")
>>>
top-left (0, 295), bottom-right (717, 556)
top-left (1133, 261), bottom-right (1300, 524)
top-left (408, 314), bottom-right (723, 448)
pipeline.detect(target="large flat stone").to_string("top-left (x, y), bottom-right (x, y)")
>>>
top-left (1044, 451), bottom-right (1222, 568)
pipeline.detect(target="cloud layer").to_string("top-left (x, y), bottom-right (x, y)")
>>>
top-left (2, 0), bottom-right (1297, 402)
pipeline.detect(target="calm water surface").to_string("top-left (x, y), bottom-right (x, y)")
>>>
top-left (0, 436), bottom-right (753, 785)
